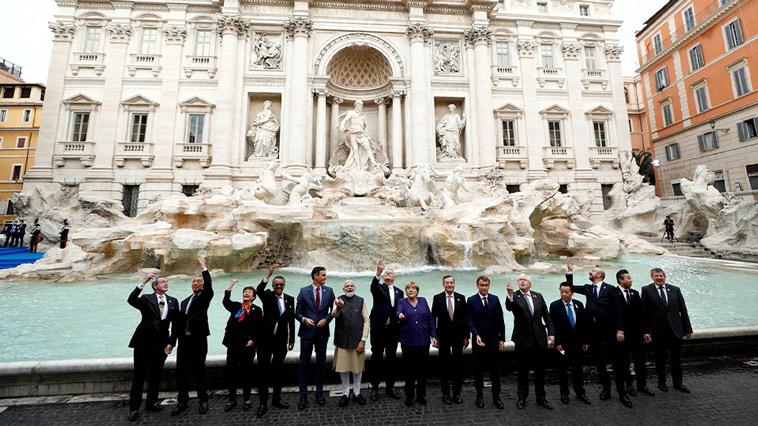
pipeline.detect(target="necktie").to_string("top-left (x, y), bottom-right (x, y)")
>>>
top-left (315, 286), bottom-right (321, 310)
top-left (185, 294), bottom-right (195, 314)
top-left (159, 297), bottom-right (165, 318)
top-left (566, 303), bottom-right (575, 329)
top-left (278, 296), bottom-right (284, 315)
top-left (593, 284), bottom-right (599, 300)
top-left (624, 289), bottom-right (631, 305)
top-left (483, 296), bottom-right (488, 309)
top-left (658, 286), bottom-right (667, 305)
top-left (525, 292), bottom-right (534, 315)
top-left (447, 295), bottom-right (454, 321)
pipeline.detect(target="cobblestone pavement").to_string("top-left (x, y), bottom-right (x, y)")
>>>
top-left (1, 361), bottom-right (757, 426)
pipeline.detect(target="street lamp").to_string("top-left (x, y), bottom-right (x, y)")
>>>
top-left (708, 119), bottom-right (730, 134)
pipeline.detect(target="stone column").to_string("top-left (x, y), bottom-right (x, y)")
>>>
top-left (282, 16), bottom-right (313, 173)
top-left (561, 40), bottom-right (591, 170)
top-left (208, 15), bottom-right (247, 174)
top-left (151, 25), bottom-right (186, 171)
top-left (605, 44), bottom-right (632, 153)
top-left (466, 25), bottom-right (496, 167)
top-left (375, 97), bottom-right (387, 151)
top-left (27, 22), bottom-right (75, 179)
top-left (406, 23), bottom-right (433, 167)
top-left (464, 39), bottom-right (479, 164)
top-left (314, 89), bottom-right (328, 172)
top-left (516, 37), bottom-right (545, 177)
top-left (391, 89), bottom-right (404, 171)
top-left (329, 96), bottom-right (342, 162)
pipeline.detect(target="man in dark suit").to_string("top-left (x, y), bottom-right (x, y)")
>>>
top-left (506, 274), bottom-right (555, 410)
top-left (1, 221), bottom-right (12, 247)
top-left (368, 259), bottom-right (404, 401)
top-left (641, 267), bottom-right (692, 393)
top-left (295, 266), bottom-right (336, 410)
top-left (549, 282), bottom-right (591, 405)
top-left (566, 258), bottom-right (628, 403)
top-left (126, 271), bottom-right (179, 422)
top-left (171, 256), bottom-right (214, 416)
top-left (257, 264), bottom-right (296, 413)
top-left (431, 275), bottom-right (469, 404)
top-left (613, 269), bottom-right (655, 398)
top-left (465, 276), bottom-right (505, 409)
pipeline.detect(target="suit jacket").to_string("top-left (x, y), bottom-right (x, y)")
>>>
top-left (466, 293), bottom-right (505, 347)
top-left (505, 290), bottom-right (554, 348)
top-left (611, 286), bottom-right (644, 343)
top-left (222, 290), bottom-right (263, 349)
top-left (549, 298), bottom-right (589, 348)
top-left (295, 284), bottom-right (336, 339)
top-left (128, 286), bottom-right (179, 348)
top-left (641, 283), bottom-right (692, 340)
top-left (369, 276), bottom-right (404, 329)
top-left (431, 291), bottom-right (469, 343)
top-left (567, 273), bottom-right (622, 333)
top-left (173, 269), bottom-right (214, 343)
top-left (17, 224), bottom-right (26, 236)
top-left (256, 279), bottom-right (295, 346)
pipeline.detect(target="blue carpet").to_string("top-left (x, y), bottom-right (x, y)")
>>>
top-left (0, 247), bottom-right (45, 269)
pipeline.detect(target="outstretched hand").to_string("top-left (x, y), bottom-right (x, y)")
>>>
top-left (226, 279), bottom-right (239, 291)
top-left (567, 257), bottom-right (574, 273)
top-left (267, 263), bottom-right (278, 278)
top-left (506, 281), bottom-right (513, 296)
top-left (376, 259), bottom-right (385, 277)
top-left (197, 255), bottom-right (207, 269)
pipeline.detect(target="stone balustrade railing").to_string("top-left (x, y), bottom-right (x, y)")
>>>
top-left (115, 141), bottom-right (154, 167)
top-left (174, 142), bottom-right (211, 168)
top-left (54, 140), bottom-right (95, 167)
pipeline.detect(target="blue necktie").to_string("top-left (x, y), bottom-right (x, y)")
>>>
top-left (566, 303), bottom-right (576, 329)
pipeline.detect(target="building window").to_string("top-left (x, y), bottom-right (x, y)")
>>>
top-left (2, 87), bottom-right (14, 98)
top-left (19, 87), bottom-right (31, 98)
top-left (122, 185), bottom-right (140, 217)
top-left (11, 165), bottom-right (22, 181)
top-left (548, 120), bottom-right (562, 147)
top-left (683, 7), bottom-right (696, 32)
top-left (83, 26), bottom-right (102, 53)
top-left (558, 184), bottom-right (568, 194)
top-left (506, 184), bottom-right (521, 193)
top-left (537, 2), bottom-right (548, 13)
top-left (496, 42), bottom-right (511, 67)
top-left (724, 19), bottom-right (744, 50)
top-left (16, 137), bottom-right (27, 148)
top-left (697, 131), bottom-right (719, 152)
top-left (737, 117), bottom-right (758, 141)
top-left (688, 45), bottom-right (704, 72)
top-left (188, 114), bottom-right (205, 144)
top-left (624, 88), bottom-right (630, 104)
top-left (5, 200), bottom-right (14, 215)
top-left (747, 164), bottom-right (758, 190)
top-left (712, 170), bottom-right (727, 193)
top-left (129, 113), bottom-right (148, 143)
top-left (501, 119), bottom-right (517, 146)
top-left (655, 67), bottom-right (669, 92)
top-left (0, 109), bottom-right (6, 122)
top-left (672, 182), bottom-right (683, 196)
top-left (665, 143), bottom-right (680, 160)
top-left (593, 121), bottom-right (607, 147)
top-left (195, 29), bottom-right (212, 56)
top-left (71, 112), bottom-right (90, 142)
top-left (579, 4), bottom-right (589, 16)
top-left (139, 28), bottom-right (159, 54)
top-left (22, 109), bottom-right (31, 122)
top-left (732, 65), bottom-right (751, 97)
top-left (628, 119), bottom-right (633, 132)
top-left (181, 185), bottom-right (199, 197)
top-left (694, 84), bottom-right (709, 113)
top-left (662, 102), bottom-right (674, 126)
top-left (601, 184), bottom-right (614, 210)
top-left (540, 44), bottom-right (554, 68)
top-left (584, 46), bottom-right (597, 70)
top-left (653, 33), bottom-right (663, 55)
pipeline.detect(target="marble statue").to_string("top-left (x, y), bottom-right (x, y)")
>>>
top-left (287, 171), bottom-right (323, 206)
top-left (247, 100), bottom-right (280, 159)
top-left (408, 164), bottom-right (441, 211)
top-left (433, 41), bottom-right (461, 74)
top-left (251, 34), bottom-right (282, 69)
top-left (435, 104), bottom-right (465, 160)
top-left (440, 166), bottom-right (471, 208)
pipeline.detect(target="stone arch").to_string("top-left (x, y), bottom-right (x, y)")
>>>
top-left (314, 32), bottom-right (405, 79)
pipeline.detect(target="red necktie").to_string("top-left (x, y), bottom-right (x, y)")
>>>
top-left (316, 287), bottom-right (321, 310)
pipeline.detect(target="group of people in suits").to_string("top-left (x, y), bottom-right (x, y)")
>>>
top-left (0, 217), bottom-right (66, 252)
top-left (125, 256), bottom-right (692, 421)
top-left (2, 219), bottom-right (27, 248)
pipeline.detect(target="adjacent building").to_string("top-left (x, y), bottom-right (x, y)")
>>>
top-left (636, 0), bottom-right (758, 197)
top-left (624, 75), bottom-right (652, 154)
top-left (26, 0), bottom-right (632, 217)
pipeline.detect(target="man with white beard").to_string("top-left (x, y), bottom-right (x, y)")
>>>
top-left (332, 280), bottom-right (370, 407)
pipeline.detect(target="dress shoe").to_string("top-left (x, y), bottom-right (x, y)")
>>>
top-left (560, 394), bottom-right (570, 404)
top-left (256, 404), bottom-right (268, 418)
top-left (537, 399), bottom-right (553, 410)
top-left (442, 394), bottom-right (452, 405)
top-left (298, 397), bottom-right (308, 410)
top-left (352, 393), bottom-right (367, 405)
top-left (674, 384), bottom-right (690, 393)
top-left (198, 401), bottom-right (208, 415)
top-left (369, 388), bottom-right (379, 401)
top-left (338, 395), bottom-right (349, 407)
top-left (404, 398), bottom-right (414, 407)
top-left (619, 395), bottom-right (633, 408)
top-left (315, 393), bottom-right (326, 406)
top-left (475, 396), bottom-right (485, 408)
top-left (224, 400), bottom-right (237, 412)
top-left (493, 398), bottom-right (504, 409)
top-left (658, 383), bottom-right (669, 392)
top-left (127, 411), bottom-right (140, 422)
top-left (627, 385), bottom-right (637, 397)
top-left (272, 399), bottom-right (289, 409)
top-left (243, 400), bottom-right (252, 411)
top-left (386, 388), bottom-right (401, 400)
top-left (171, 403), bottom-right (188, 416)
top-left (145, 403), bottom-right (163, 412)
top-left (638, 386), bottom-right (655, 396)
top-left (577, 394), bottom-right (592, 405)
top-left (516, 398), bottom-right (526, 409)
top-left (599, 389), bottom-right (611, 401)
top-left (453, 394), bottom-right (463, 404)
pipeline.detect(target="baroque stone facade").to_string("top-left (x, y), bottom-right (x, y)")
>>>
top-left (25, 0), bottom-right (630, 216)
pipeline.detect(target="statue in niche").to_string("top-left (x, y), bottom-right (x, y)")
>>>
top-left (435, 104), bottom-right (466, 160)
top-left (433, 41), bottom-right (461, 74)
top-left (251, 34), bottom-right (282, 69)
top-left (247, 100), bottom-right (280, 159)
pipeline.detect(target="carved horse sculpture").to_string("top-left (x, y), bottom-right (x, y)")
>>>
top-left (407, 164), bottom-right (441, 211)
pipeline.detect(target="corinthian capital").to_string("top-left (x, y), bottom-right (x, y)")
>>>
top-left (162, 25), bottom-right (187, 44)
top-left (604, 45), bottom-right (624, 62)
top-left (406, 23), bottom-right (434, 43)
top-left (217, 15), bottom-right (249, 37)
top-left (107, 24), bottom-right (132, 43)
top-left (464, 25), bottom-right (493, 47)
top-left (517, 39), bottom-right (537, 57)
top-left (561, 43), bottom-right (582, 60)
top-left (49, 21), bottom-right (75, 41)
top-left (284, 16), bottom-right (313, 38)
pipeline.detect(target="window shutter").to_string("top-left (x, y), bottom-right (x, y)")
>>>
top-left (697, 134), bottom-right (705, 152)
top-left (712, 131), bottom-right (718, 148)
top-left (737, 122), bottom-right (747, 142)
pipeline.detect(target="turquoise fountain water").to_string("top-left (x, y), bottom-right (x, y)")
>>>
top-left (1, 254), bottom-right (756, 362)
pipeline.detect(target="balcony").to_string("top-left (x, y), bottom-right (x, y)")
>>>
top-left (491, 64), bottom-right (519, 87)
top-left (184, 56), bottom-right (218, 79)
top-left (115, 142), bottom-right (154, 167)
top-left (496, 145), bottom-right (528, 169)
top-left (174, 143), bottom-right (211, 168)
top-left (54, 141), bottom-right (96, 167)
top-left (542, 146), bottom-right (575, 169)
top-left (536, 67), bottom-right (564, 88)
top-left (70, 52), bottom-right (105, 76)
top-left (581, 68), bottom-right (608, 90)
top-left (127, 53), bottom-right (162, 77)
top-left (589, 146), bottom-right (619, 169)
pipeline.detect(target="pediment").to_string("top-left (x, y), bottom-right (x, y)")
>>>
top-left (121, 95), bottom-right (159, 107)
top-left (539, 104), bottom-right (569, 115)
top-left (178, 96), bottom-right (215, 109)
top-left (62, 93), bottom-right (101, 106)
top-left (585, 105), bottom-right (614, 116)
top-left (494, 102), bottom-right (524, 114)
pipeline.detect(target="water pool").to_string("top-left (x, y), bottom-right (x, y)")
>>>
top-left (1, 254), bottom-right (756, 362)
